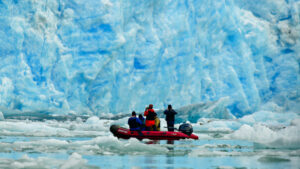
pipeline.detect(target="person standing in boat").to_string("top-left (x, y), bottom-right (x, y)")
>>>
top-left (128, 111), bottom-right (142, 131)
top-left (144, 104), bottom-right (157, 131)
top-left (164, 105), bottom-right (177, 131)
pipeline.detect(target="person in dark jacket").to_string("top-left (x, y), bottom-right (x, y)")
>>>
top-left (138, 114), bottom-right (145, 131)
top-left (128, 111), bottom-right (142, 131)
top-left (164, 105), bottom-right (177, 131)
top-left (144, 104), bottom-right (157, 131)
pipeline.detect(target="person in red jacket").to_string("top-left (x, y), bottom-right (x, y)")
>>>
top-left (144, 104), bottom-right (157, 131)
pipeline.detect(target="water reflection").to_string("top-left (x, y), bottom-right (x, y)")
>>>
top-left (167, 140), bottom-right (174, 145)
top-left (166, 141), bottom-right (175, 169)
top-left (167, 140), bottom-right (174, 151)
top-left (144, 156), bottom-right (156, 168)
top-left (145, 140), bottom-right (159, 144)
top-left (166, 156), bottom-right (175, 169)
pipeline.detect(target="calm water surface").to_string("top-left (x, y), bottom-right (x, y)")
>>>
top-left (0, 135), bottom-right (298, 169)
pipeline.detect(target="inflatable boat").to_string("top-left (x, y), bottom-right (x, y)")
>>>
top-left (110, 123), bottom-right (198, 140)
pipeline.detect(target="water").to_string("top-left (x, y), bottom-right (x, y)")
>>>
top-left (0, 136), bottom-right (298, 169)
top-left (0, 117), bottom-right (299, 169)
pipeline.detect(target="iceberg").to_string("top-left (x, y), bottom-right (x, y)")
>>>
top-left (0, 0), bottom-right (299, 117)
top-left (228, 123), bottom-right (300, 149)
top-left (222, 110), bottom-right (300, 149)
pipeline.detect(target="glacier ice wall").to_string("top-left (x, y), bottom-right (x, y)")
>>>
top-left (0, 0), bottom-right (299, 117)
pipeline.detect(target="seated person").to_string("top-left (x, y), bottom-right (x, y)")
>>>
top-left (144, 104), bottom-right (157, 131)
top-left (155, 116), bottom-right (160, 131)
top-left (128, 111), bottom-right (142, 131)
top-left (138, 114), bottom-right (145, 130)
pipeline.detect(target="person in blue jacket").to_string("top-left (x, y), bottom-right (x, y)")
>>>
top-left (138, 114), bottom-right (145, 130)
top-left (128, 111), bottom-right (142, 131)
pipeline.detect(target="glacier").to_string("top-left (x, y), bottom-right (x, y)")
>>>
top-left (0, 0), bottom-right (299, 117)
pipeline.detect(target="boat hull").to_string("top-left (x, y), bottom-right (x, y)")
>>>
top-left (110, 125), bottom-right (198, 140)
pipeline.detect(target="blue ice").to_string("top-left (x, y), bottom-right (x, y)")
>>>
top-left (0, 0), bottom-right (299, 118)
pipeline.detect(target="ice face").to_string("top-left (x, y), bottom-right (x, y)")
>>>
top-left (0, 0), bottom-right (299, 116)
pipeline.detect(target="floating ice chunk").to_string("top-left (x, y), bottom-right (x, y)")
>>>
top-left (290, 118), bottom-right (300, 126)
top-left (228, 124), bottom-right (275, 142)
top-left (0, 134), bottom-right (167, 155)
top-left (228, 123), bottom-right (300, 149)
top-left (57, 135), bottom-right (169, 155)
top-left (189, 148), bottom-right (248, 157)
top-left (3, 153), bottom-right (98, 169)
top-left (0, 119), bottom-right (109, 137)
top-left (60, 153), bottom-right (88, 169)
top-left (85, 116), bottom-right (100, 124)
top-left (84, 116), bottom-right (108, 130)
top-left (11, 155), bottom-right (37, 169)
top-left (112, 117), bottom-right (130, 127)
top-left (239, 111), bottom-right (298, 126)
top-left (196, 119), bottom-right (241, 132)
top-left (0, 111), bottom-right (4, 120)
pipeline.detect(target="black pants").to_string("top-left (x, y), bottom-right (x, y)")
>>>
top-left (167, 121), bottom-right (175, 131)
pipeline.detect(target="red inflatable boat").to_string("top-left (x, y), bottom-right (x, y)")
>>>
top-left (110, 125), bottom-right (198, 140)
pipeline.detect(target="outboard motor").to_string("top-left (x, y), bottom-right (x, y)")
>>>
top-left (110, 125), bottom-right (120, 136)
top-left (179, 123), bottom-right (193, 135)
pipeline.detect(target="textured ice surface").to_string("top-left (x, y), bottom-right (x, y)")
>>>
top-left (0, 0), bottom-right (299, 117)
top-left (228, 123), bottom-right (300, 149)
top-left (225, 111), bottom-right (300, 149)
top-left (0, 153), bottom-right (97, 169)
top-left (0, 116), bottom-right (110, 137)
